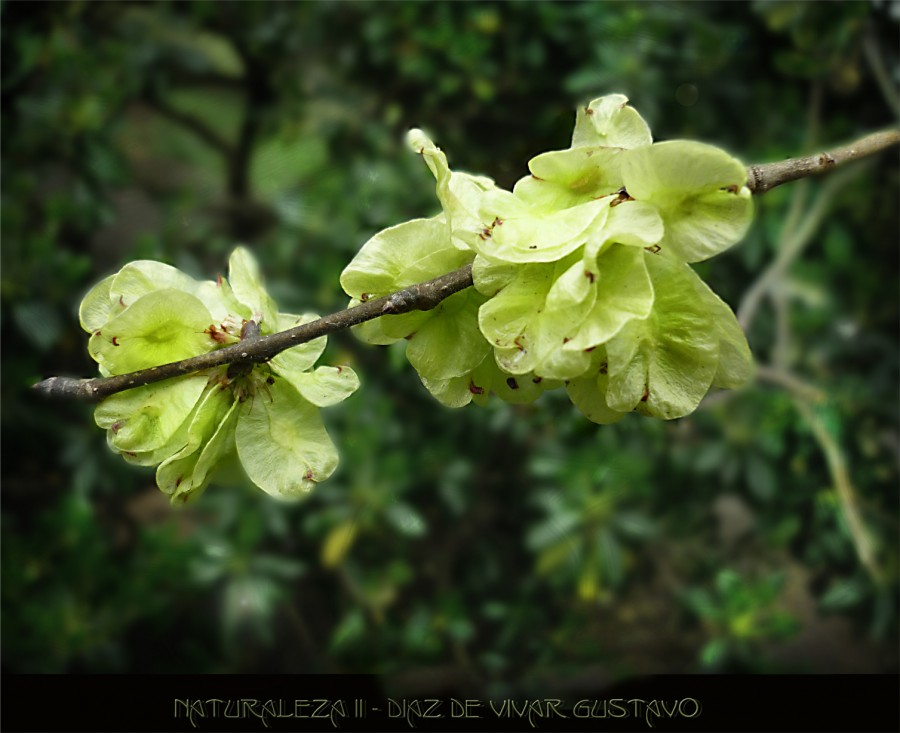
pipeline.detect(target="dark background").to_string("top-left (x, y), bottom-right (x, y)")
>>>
top-left (2, 1), bottom-right (898, 688)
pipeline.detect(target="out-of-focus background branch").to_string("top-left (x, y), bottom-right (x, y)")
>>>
top-left (2, 1), bottom-right (898, 683)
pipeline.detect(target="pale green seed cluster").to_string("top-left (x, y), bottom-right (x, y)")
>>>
top-left (80, 94), bottom-right (755, 503)
top-left (80, 248), bottom-right (358, 502)
top-left (340, 94), bottom-right (754, 422)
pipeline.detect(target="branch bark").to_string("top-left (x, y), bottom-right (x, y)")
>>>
top-left (32, 128), bottom-right (899, 402)
top-left (142, 95), bottom-right (232, 157)
top-left (33, 265), bottom-right (474, 402)
top-left (745, 128), bottom-right (899, 194)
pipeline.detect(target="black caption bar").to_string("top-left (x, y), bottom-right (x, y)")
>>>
top-left (2, 674), bottom-right (897, 733)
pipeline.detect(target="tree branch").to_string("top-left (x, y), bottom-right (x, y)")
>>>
top-left (33, 264), bottom-right (474, 402)
top-left (792, 397), bottom-right (884, 584)
top-left (227, 38), bottom-right (268, 200)
top-left (862, 25), bottom-right (900, 119)
top-left (142, 96), bottom-right (233, 157)
top-left (745, 127), bottom-right (900, 194)
top-left (738, 166), bottom-right (855, 330)
top-left (32, 128), bottom-right (899, 402)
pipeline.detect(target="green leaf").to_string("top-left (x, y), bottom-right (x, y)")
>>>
top-left (563, 244), bottom-right (655, 351)
top-left (566, 364), bottom-right (628, 425)
top-left (407, 129), bottom-right (496, 241)
top-left (584, 199), bottom-right (665, 260)
top-left (341, 215), bottom-right (475, 349)
top-left (384, 502), bottom-right (428, 538)
top-left (615, 511), bottom-right (658, 539)
top-left (156, 385), bottom-right (237, 503)
top-left (471, 255), bottom-right (520, 298)
top-left (715, 568), bottom-right (742, 596)
top-left (235, 378), bottom-right (339, 500)
top-left (535, 541), bottom-right (578, 577)
top-left (577, 561), bottom-right (600, 601)
top-left (819, 578), bottom-right (868, 611)
top-left (621, 140), bottom-right (753, 262)
top-left (514, 146), bottom-right (626, 211)
top-left (605, 254), bottom-right (719, 419)
top-left (321, 521), bottom-right (359, 568)
top-left (194, 274), bottom-right (254, 324)
top-left (94, 375), bottom-right (207, 455)
top-left (470, 188), bottom-right (609, 263)
top-left (110, 260), bottom-right (204, 310)
top-left (341, 216), bottom-right (468, 299)
top-left (418, 372), bottom-right (479, 408)
top-left (488, 365), bottom-right (550, 404)
top-left (78, 274), bottom-right (116, 332)
top-left (228, 246), bottom-right (278, 328)
top-left (543, 257), bottom-right (598, 329)
top-left (418, 352), bottom-right (551, 408)
top-left (479, 255), bottom-right (599, 380)
top-left (88, 289), bottom-right (215, 374)
top-left (406, 290), bottom-right (491, 381)
top-left (268, 312), bottom-right (327, 375)
top-left (700, 638), bottom-right (729, 668)
top-left (172, 399), bottom-right (239, 504)
top-left (683, 588), bottom-right (718, 620)
top-left (279, 365), bottom-right (360, 407)
top-left (478, 262), bottom-right (556, 351)
top-left (14, 301), bottom-right (63, 352)
top-left (330, 609), bottom-right (367, 651)
top-left (347, 301), bottom-right (403, 346)
top-left (698, 283), bottom-right (754, 389)
top-left (571, 94), bottom-right (653, 149)
top-left (94, 258), bottom-right (252, 337)
top-left (379, 310), bottom-right (434, 341)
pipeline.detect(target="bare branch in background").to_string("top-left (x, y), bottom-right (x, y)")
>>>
top-left (141, 95), bottom-right (233, 157)
top-left (738, 166), bottom-right (857, 330)
top-left (862, 25), bottom-right (900, 119)
top-left (793, 398), bottom-right (884, 584)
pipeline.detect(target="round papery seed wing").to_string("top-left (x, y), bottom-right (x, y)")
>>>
top-left (79, 274), bottom-right (117, 333)
top-left (87, 289), bottom-right (215, 374)
top-left (236, 378), bottom-right (339, 501)
top-left (620, 141), bottom-right (753, 263)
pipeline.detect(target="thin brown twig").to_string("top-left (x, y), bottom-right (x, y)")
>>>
top-left (745, 128), bottom-right (899, 194)
top-left (33, 265), bottom-right (474, 402)
top-left (754, 364), bottom-right (826, 403)
top-left (792, 398), bottom-right (883, 584)
top-left (32, 129), bottom-right (900, 402)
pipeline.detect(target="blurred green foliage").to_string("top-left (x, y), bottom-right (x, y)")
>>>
top-left (683, 568), bottom-right (799, 671)
top-left (2, 1), bottom-right (897, 682)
